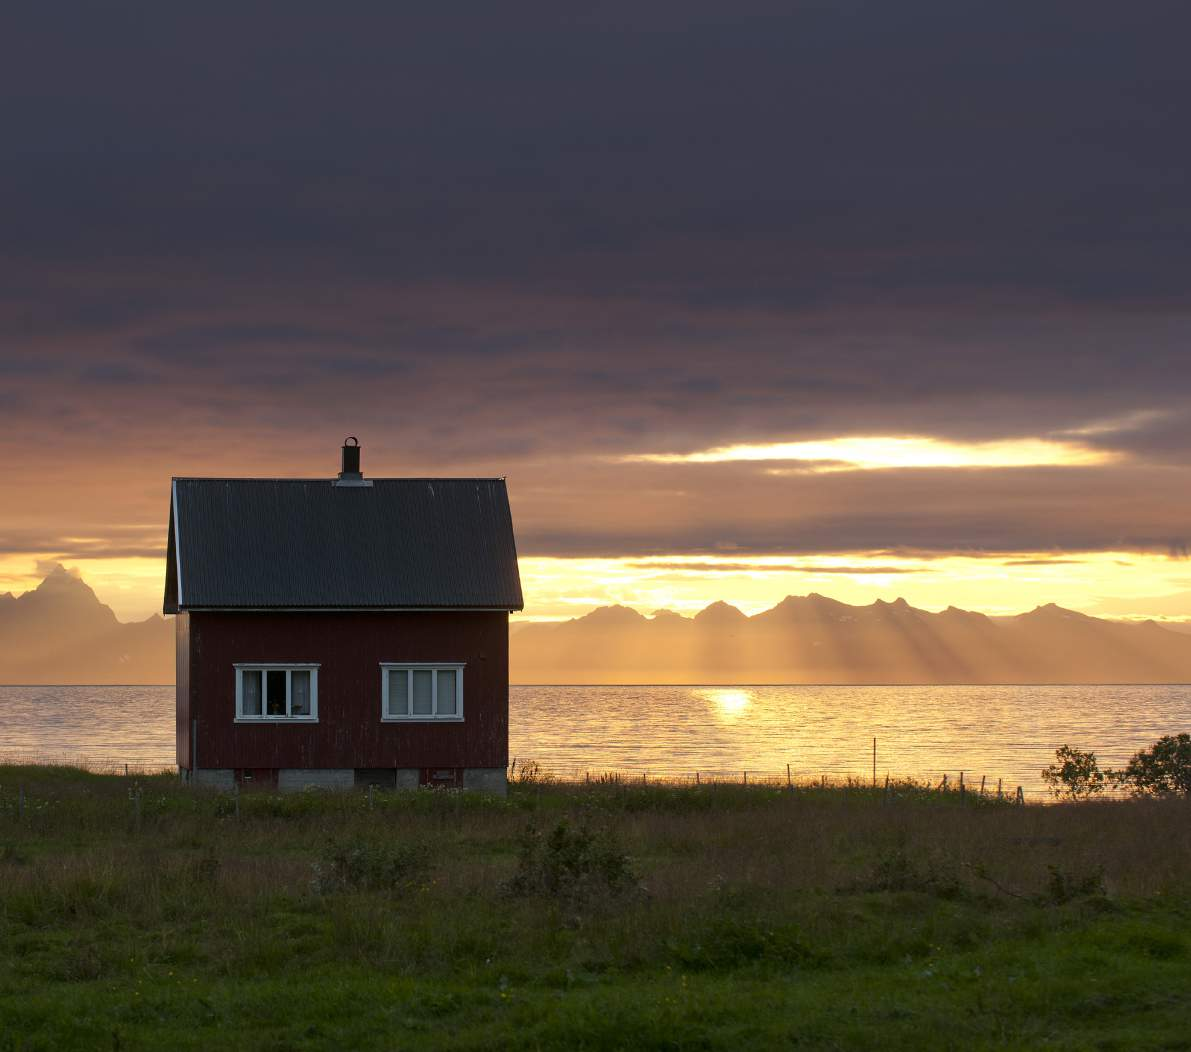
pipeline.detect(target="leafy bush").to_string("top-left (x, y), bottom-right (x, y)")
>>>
top-left (851, 847), bottom-right (962, 898)
top-left (1041, 863), bottom-right (1107, 905)
top-left (1041, 745), bottom-right (1107, 800)
top-left (1115, 734), bottom-right (1191, 796)
top-left (506, 819), bottom-right (635, 901)
top-left (311, 839), bottom-right (425, 893)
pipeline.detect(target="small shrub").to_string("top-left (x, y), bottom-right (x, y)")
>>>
top-left (189, 851), bottom-right (221, 884)
top-left (850, 847), bottom-right (962, 898)
top-left (0, 843), bottom-right (30, 866)
top-left (1041, 863), bottom-right (1106, 905)
top-left (505, 819), bottom-right (635, 901)
top-left (1114, 733), bottom-right (1191, 796)
top-left (1041, 745), bottom-right (1107, 800)
top-left (311, 839), bottom-right (425, 894)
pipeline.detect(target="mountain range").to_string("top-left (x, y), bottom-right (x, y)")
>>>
top-left (3, 568), bottom-right (1191, 684)
top-left (510, 595), bottom-right (1191, 684)
top-left (0, 567), bottom-right (173, 684)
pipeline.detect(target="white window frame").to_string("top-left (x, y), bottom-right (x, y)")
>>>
top-left (380, 663), bottom-right (465, 722)
top-left (234, 663), bottom-right (320, 722)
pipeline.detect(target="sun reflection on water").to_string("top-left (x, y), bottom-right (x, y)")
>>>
top-left (698, 688), bottom-right (754, 720)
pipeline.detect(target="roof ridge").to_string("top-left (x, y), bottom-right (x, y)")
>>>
top-left (173, 476), bottom-right (509, 482)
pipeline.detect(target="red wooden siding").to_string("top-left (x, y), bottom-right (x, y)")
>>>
top-left (175, 612), bottom-right (190, 768)
top-left (185, 611), bottom-right (508, 770)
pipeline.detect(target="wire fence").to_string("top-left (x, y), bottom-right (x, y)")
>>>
top-left (504, 759), bottom-right (1067, 799)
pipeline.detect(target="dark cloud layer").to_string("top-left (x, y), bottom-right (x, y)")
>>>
top-left (2, 2), bottom-right (1190, 563)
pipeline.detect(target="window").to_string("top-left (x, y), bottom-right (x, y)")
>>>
top-left (235, 665), bottom-right (319, 721)
top-left (381, 664), bottom-right (463, 721)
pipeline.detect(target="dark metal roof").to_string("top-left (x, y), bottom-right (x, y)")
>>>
top-left (165, 477), bottom-right (522, 612)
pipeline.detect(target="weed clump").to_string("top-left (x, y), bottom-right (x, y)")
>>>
top-left (850, 847), bottom-right (962, 898)
top-left (0, 842), bottom-right (30, 866)
top-left (668, 917), bottom-right (826, 972)
top-left (311, 839), bottom-right (425, 894)
top-left (506, 819), bottom-right (635, 902)
top-left (1041, 863), bottom-right (1107, 905)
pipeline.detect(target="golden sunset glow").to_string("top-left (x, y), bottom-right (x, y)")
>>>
top-left (515, 551), bottom-right (1191, 624)
top-left (623, 435), bottom-right (1119, 471)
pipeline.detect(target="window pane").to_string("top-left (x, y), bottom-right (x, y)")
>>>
top-left (291, 670), bottom-right (311, 715)
top-left (266, 670), bottom-right (287, 716)
top-left (242, 670), bottom-right (262, 716)
top-left (436, 669), bottom-right (457, 715)
top-left (412, 669), bottom-right (433, 715)
top-left (387, 669), bottom-right (408, 716)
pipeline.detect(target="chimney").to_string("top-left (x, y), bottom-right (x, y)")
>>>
top-left (339, 436), bottom-right (362, 479)
top-left (333, 436), bottom-right (372, 486)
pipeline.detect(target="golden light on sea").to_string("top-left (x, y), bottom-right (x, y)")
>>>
top-left (699, 689), bottom-right (753, 719)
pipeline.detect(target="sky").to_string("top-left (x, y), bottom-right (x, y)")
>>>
top-left (2, 2), bottom-right (1191, 622)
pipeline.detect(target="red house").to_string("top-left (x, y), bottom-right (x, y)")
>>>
top-left (163, 439), bottom-right (523, 793)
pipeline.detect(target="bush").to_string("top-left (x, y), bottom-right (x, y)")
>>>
top-left (311, 839), bottom-right (425, 893)
top-left (851, 847), bottom-right (962, 898)
top-left (506, 819), bottom-right (635, 901)
top-left (1041, 745), bottom-right (1107, 800)
top-left (1041, 863), bottom-right (1107, 905)
top-left (1115, 734), bottom-right (1191, 796)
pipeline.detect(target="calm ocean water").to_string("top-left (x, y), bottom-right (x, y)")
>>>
top-left (0, 684), bottom-right (1187, 794)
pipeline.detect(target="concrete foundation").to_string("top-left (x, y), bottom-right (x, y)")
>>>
top-left (190, 768), bottom-right (235, 791)
top-left (186, 766), bottom-right (507, 794)
top-left (278, 768), bottom-right (354, 792)
top-left (463, 768), bottom-right (508, 796)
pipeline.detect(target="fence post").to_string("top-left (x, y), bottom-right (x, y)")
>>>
top-left (960, 771), bottom-right (966, 801)
top-left (980, 775), bottom-right (986, 797)
top-left (786, 763), bottom-right (791, 790)
top-left (743, 770), bottom-right (747, 786)
top-left (872, 737), bottom-right (877, 786)
top-left (695, 771), bottom-right (700, 786)
top-left (997, 778), bottom-right (1003, 800)
top-left (1015, 785), bottom-right (1024, 806)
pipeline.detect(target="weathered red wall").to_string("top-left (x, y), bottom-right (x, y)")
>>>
top-left (176, 612), bottom-right (190, 768)
top-left (186, 611), bottom-right (508, 770)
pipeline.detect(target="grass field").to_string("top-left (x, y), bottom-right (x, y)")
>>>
top-left (0, 766), bottom-right (1189, 1051)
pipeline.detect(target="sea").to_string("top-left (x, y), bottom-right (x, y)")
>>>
top-left (1, 684), bottom-right (1187, 796)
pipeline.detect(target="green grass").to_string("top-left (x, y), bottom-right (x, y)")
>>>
top-left (0, 767), bottom-right (1189, 1050)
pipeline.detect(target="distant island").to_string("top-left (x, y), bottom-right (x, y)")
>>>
top-left (5, 566), bottom-right (1191, 685)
